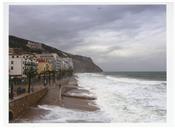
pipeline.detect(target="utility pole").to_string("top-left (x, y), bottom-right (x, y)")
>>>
top-left (44, 67), bottom-right (46, 86)
top-left (28, 73), bottom-right (31, 93)
top-left (10, 76), bottom-right (14, 99)
top-left (58, 61), bottom-right (62, 105)
top-left (49, 71), bottom-right (50, 85)
top-left (58, 84), bottom-right (62, 104)
top-left (53, 71), bottom-right (56, 85)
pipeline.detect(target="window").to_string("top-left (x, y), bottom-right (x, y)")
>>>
top-left (12, 56), bottom-right (14, 58)
top-left (11, 61), bottom-right (13, 64)
top-left (17, 56), bottom-right (19, 58)
top-left (11, 66), bottom-right (13, 70)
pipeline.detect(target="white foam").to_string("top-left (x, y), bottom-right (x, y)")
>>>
top-left (76, 73), bottom-right (166, 122)
top-left (67, 92), bottom-right (95, 97)
top-left (22, 73), bottom-right (166, 123)
top-left (36, 105), bottom-right (110, 123)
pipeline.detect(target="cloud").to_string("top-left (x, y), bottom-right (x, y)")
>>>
top-left (9, 5), bottom-right (166, 71)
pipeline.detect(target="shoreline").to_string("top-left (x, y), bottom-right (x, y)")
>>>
top-left (13, 75), bottom-right (99, 122)
top-left (39, 75), bottom-right (99, 111)
top-left (12, 72), bottom-right (166, 123)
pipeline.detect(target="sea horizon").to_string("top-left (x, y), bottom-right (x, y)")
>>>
top-left (99, 71), bottom-right (166, 81)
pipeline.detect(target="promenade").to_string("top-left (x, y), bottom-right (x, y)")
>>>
top-left (12, 75), bottom-right (99, 122)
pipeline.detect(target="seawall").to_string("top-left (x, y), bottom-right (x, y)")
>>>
top-left (9, 87), bottom-right (48, 121)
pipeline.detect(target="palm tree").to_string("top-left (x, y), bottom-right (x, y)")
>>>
top-left (24, 61), bottom-right (37, 93)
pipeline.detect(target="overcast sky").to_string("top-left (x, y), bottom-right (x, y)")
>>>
top-left (9, 5), bottom-right (166, 71)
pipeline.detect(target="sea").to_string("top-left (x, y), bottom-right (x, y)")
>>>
top-left (17, 72), bottom-right (166, 123)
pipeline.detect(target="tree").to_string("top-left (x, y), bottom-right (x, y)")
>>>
top-left (24, 61), bottom-right (37, 93)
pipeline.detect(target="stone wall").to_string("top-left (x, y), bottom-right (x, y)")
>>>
top-left (9, 87), bottom-right (48, 121)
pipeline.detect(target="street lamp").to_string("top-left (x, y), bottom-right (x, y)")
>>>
top-left (44, 67), bottom-right (46, 86)
top-left (9, 76), bottom-right (14, 99)
top-left (48, 70), bottom-right (50, 86)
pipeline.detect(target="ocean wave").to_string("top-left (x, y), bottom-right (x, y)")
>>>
top-left (22, 73), bottom-right (166, 123)
top-left (36, 105), bottom-right (111, 123)
top-left (77, 73), bottom-right (166, 122)
top-left (105, 75), bottom-right (165, 85)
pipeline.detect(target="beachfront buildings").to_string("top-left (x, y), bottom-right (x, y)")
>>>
top-left (35, 53), bottom-right (57, 71)
top-left (37, 59), bottom-right (53, 74)
top-left (62, 58), bottom-right (73, 70)
top-left (51, 53), bottom-right (62, 71)
top-left (9, 52), bottom-right (74, 78)
top-left (36, 54), bottom-right (55, 74)
top-left (35, 53), bottom-right (74, 72)
top-left (9, 53), bottom-right (38, 78)
top-left (9, 54), bottom-right (24, 77)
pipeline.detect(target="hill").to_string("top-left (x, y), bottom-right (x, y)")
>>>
top-left (9, 35), bottom-right (103, 73)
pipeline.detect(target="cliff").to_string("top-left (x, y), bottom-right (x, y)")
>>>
top-left (70, 55), bottom-right (102, 72)
top-left (9, 35), bottom-right (103, 73)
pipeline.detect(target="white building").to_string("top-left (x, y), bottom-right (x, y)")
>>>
top-left (9, 54), bottom-right (23, 77)
top-left (9, 54), bottom-right (37, 78)
top-left (62, 58), bottom-right (73, 70)
top-left (26, 41), bottom-right (42, 49)
top-left (51, 53), bottom-right (62, 71)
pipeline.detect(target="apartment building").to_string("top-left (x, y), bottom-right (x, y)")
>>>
top-left (9, 54), bottom-right (37, 78)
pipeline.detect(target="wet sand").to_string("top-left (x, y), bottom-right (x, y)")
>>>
top-left (39, 76), bottom-right (99, 111)
top-left (13, 107), bottom-right (50, 123)
top-left (62, 96), bottom-right (98, 111)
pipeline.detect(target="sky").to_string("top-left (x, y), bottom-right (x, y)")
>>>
top-left (9, 5), bottom-right (166, 71)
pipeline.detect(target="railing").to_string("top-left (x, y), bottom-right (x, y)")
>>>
top-left (9, 76), bottom-right (44, 99)
top-left (9, 69), bottom-right (73, 99)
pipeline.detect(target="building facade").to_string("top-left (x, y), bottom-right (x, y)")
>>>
top-left (37, 59), bottom-right (53, 74)
top-left (51, 53), bottom-right (62, 71)
top-left (35, 53), bottom-right (62, 72)
top-left (26, 41), bottom-right (42, 49)
top-left (9, 54), bottom-right (23, 77)
top-left (9, 54), bottom-right (38, 78)
top-left (62, 58), bottom-right (73, 70)
top-left (9, 52), bottom-right (74, 78)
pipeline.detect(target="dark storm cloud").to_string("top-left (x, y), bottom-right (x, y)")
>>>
top-left (9, 5), bottom-right (166, 71)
